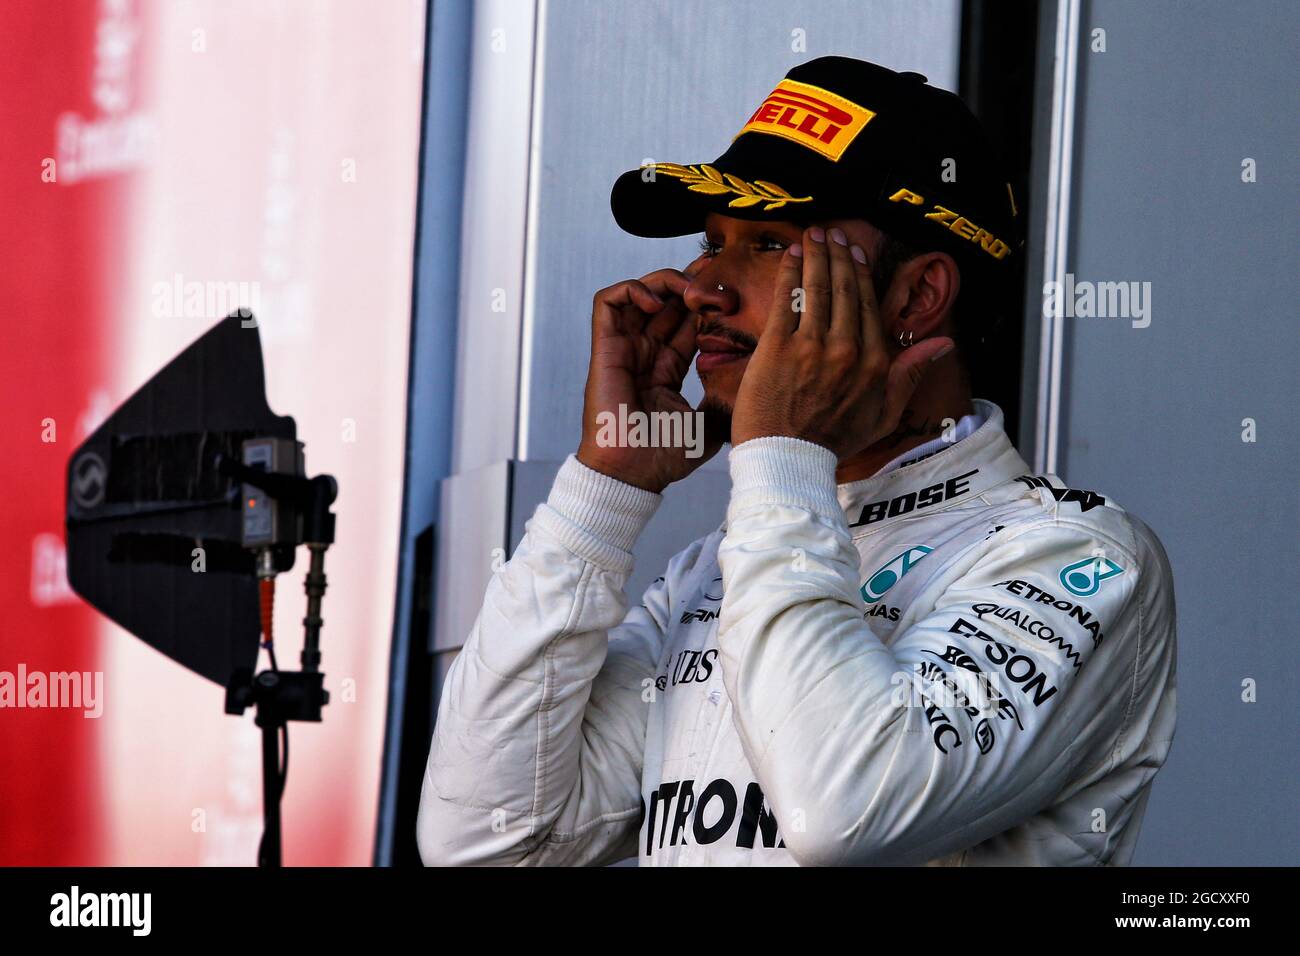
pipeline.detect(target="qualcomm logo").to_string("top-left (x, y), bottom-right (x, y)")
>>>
top-left (861, 546), bottom-right (932, 604)
top-left (1059, 556), bottom-right (1124, 596)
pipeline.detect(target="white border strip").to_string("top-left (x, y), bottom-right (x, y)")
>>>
top-left (517, 0), bottom-right (548, 461)
top-left (1035, 0), bottom-right (1081, 474)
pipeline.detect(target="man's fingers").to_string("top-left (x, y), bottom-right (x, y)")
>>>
top-left (639, 269), bottom-right (692, 341)
top-left (826, 228), bottom-right (861, 344)
top-left (639, 268), bottom-right (691, 300)
top-left (593, 270), bottom-right (689, 338)
top-left (656, 310), bottom-right (698, 386)
top-left (762, 242), bottom-right (805, 340)
top-left (645, 295), bottom-right (689, 343)
top-left (795, 226), bottom-right (830, 340)
top-left (666, 306), bottom-right (696, 356)
top-left (593, 280), bottom-right (663, 333)
top-left (876, 336), bottom-right (955, 433)
top-left (849, 244), bottom-right (887, 360)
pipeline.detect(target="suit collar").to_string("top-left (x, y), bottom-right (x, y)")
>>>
top-left (836, 400), bottom-right (1030, 531)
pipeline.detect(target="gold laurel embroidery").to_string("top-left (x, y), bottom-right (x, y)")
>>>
top-left (646, 163), bottom-right (812, 210)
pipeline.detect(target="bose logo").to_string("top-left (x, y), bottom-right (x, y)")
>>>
top-left (849, 469), bottom-right (978, 527)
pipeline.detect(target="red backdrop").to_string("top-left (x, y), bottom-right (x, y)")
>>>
top-left (0, 0), bottom-right (423, 865)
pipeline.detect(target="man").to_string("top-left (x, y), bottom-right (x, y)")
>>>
top-left (417, 57), bottom-right (1177, 866)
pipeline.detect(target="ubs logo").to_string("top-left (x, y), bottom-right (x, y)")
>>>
top-left (667, 648), bottom-right (717, 686)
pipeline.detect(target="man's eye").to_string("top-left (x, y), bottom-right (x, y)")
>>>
top-left (697, 236), bottom-right (786, 256)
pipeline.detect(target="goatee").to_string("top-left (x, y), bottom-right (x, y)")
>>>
top-left (699, 395), bottom-right (733, 448)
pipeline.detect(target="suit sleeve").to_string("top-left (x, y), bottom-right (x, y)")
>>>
top-left (416, 454), bottom-right (668, 866)
top-left (716, 437), bottom-right (1150, 866)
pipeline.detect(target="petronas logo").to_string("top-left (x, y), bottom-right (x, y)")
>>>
top-left (1059, 556), bottom-right (1124, 597)
top-left (861, 546), bottom-right (932, 604)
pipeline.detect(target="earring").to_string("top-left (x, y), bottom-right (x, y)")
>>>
top-left (898, 329), bottom-right (915, 348)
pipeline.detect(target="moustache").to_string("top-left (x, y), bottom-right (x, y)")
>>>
top-left (695, 319), bottom-right (759, 353)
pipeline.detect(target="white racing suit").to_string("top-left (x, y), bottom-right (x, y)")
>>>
top-left (417, 401), bottom-right (1177, 866)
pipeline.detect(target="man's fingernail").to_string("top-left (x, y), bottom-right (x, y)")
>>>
top-left (930, 344), bottom-right (955, 362)
top-left (850, 244), bottom-right (867, 264)
top-left (790, 243), bottom-right (803, 259)
top-left (809, 227), bottom-right (825, 243)
top-left (829, 228), bottom-right (847, 246)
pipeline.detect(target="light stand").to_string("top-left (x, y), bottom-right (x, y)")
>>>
top-left (220, 458), bottom-right (337, 868)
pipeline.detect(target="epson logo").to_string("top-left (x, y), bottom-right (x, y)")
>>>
top-left (849, 469), bottom-right (978, 527)
top-left (948, 617), bottom-right (1059, 708)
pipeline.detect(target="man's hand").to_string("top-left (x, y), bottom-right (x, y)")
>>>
top-left (731, 226), bottom-right (953, 459)
top-left (576, 268), bottom-right (723, 493)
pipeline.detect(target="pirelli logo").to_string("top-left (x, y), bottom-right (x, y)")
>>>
top-left (736, 79), bottom-right (875, 161)
top-left (888, 187), bottom-right (1012, 261)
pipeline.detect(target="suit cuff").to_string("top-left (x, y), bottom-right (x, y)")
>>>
top-left (727, 436), bottom-right (842, 522)
top-left (534, 454), bottom-right (662, 572)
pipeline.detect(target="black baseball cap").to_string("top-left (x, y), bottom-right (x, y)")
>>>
top-left (610, 56), bottom-right (1022, 289)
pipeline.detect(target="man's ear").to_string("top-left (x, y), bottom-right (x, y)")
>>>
top-left (883, 251), bottom-right (961, 342)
